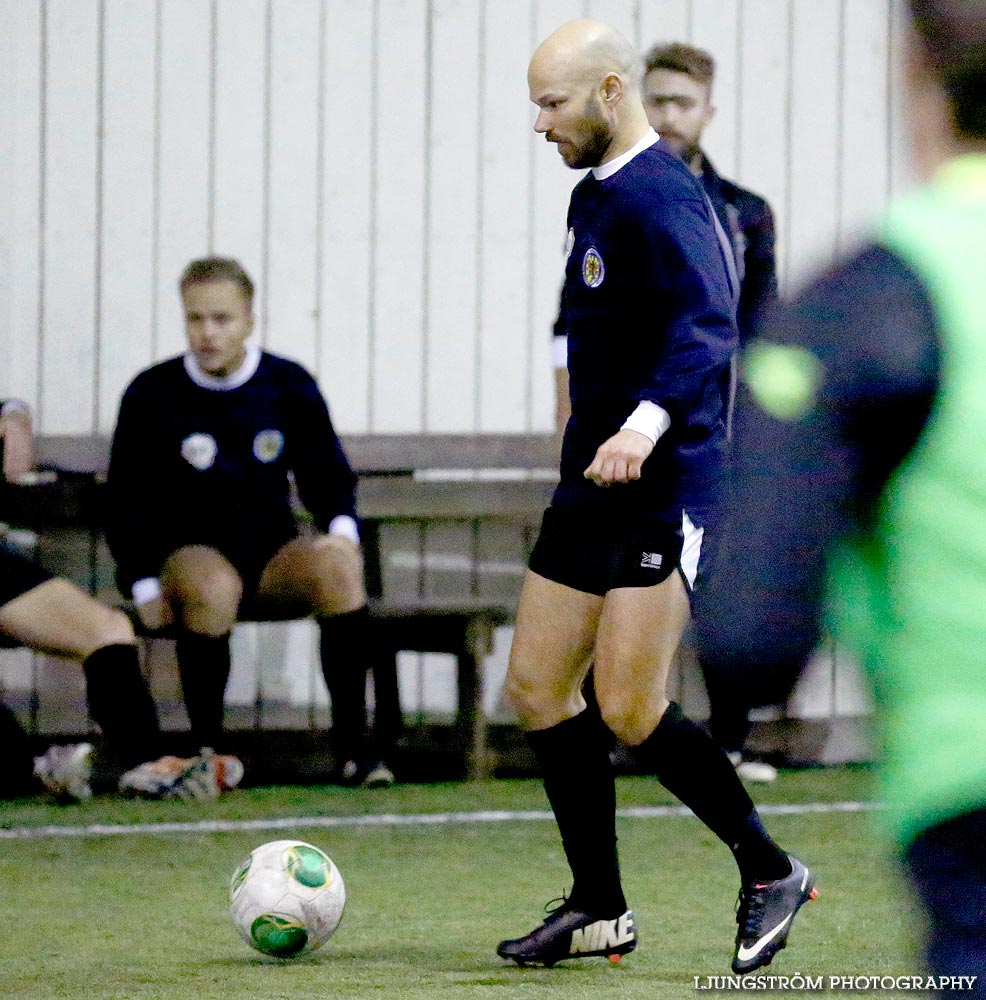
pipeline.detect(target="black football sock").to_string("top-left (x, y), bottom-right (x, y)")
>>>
top-left (528, 710), bottom-right (627, 915)
top-left (318, 607), bottom-right (371, 767)
top-left (175, 632), bottom-right (232, 752)
top-left (82, 643), bottom-right (162, 770)
top-left (629, 701), bottom-right (790, 885)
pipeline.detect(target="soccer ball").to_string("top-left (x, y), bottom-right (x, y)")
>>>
top-left (229, 839), bottom-right (346, 957)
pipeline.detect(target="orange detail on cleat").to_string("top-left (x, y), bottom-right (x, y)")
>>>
top-left (809, 888), bottom-right (819, 900)
top-left (608, 954), bottom-right (622, 964)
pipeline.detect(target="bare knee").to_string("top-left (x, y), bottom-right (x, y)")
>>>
top-left (166, 560), bottom-right (241, 635)
top-left (308, 537), bottom-right (366, 614)
top-left (179, 580), bottom-right (240, 634)
top-left (596, 682), bottom-right (669, 746)
top-left (502, 670), bottom-right (537, 725)
top-left (503, 668), bottom-right (583, 731)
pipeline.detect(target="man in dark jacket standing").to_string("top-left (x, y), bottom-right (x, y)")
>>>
top-left (642, 40), bottom-right (780, 782)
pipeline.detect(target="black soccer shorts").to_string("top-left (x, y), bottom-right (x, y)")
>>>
top-left (529, 504), bottom-right (705, 597)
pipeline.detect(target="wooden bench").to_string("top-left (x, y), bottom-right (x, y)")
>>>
top-left (12, 433), bottom-right (560, 779)
top-left (346, 435), bottom-right (558, 777)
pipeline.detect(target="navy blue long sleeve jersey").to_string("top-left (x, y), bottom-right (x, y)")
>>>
top-left (556, 138), bottom-right (737, 520)
top-left (106, 349), bottom-right (357, 595)
top-left (552, 151), bottom-right (774, 347)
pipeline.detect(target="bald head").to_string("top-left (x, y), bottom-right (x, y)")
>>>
top-left (529, 20), bottom-right (649, 169)
top-left (529, 19), bottom-right (642, 94)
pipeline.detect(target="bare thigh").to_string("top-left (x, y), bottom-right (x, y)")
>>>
top-left (0, 578), bottom-right (134, 659)
top-left (593, 570), bottom-right (692, 746)
top-left (253, 535), bottom-right (366, 620)
top-left (503, 570), bottom-right (604, 730)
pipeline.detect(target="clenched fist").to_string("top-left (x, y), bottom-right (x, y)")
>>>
top-left (583, 428), bottom-right (654, 485)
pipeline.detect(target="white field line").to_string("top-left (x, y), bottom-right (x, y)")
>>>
top-left (0, 800), bottom-right (878, 840)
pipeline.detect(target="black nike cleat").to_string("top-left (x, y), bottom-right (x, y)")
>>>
top-left (497, 900), bottom-right (637, 968)
top-left (732, 856), bottom-right (817, 974)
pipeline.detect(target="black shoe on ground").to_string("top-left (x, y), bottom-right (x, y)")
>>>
top-left (732, 856), bottom-right (817, 974)
top-left (497, 899), bottom-right (637, 968)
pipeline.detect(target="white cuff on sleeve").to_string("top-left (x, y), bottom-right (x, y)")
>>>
top-left (131, 577), bottom-right (162, 605)
top-left (552, 335), bottom-right (568, 369)
top-left (328, 514), bottom-right (360, 545)
top-left (621, 400), bottom-right (671, 445)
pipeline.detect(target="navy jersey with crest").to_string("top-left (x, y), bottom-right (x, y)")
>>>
top-left (107, 350), bottom-right (356, 594)
top-left (557, 139), bottom-right (737, 521)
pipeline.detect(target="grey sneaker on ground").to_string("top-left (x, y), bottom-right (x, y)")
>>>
top-left (33, 742), bottom-right (94, 802)
top-left (733, 756), bottom-right (779, 783)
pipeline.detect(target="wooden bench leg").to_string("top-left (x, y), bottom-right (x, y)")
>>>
top-left (457, 618), bottom-right (493, 781)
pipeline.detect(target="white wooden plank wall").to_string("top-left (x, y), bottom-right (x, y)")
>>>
top-left (0, 0), bottom-right (911, 732)
top-left (1, 0), bottom-right (911, 434)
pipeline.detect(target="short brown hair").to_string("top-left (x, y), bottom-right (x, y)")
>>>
top-left (643, 42), bottom-right (716, 92)
top-left (179, 257), bottom-right (255, 304)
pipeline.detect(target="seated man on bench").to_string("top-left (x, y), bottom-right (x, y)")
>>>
top-left (106, 256), bottom-right (393, 788)
top-left (0, 398), bottom-right (240, 801)
top-left (0, 515), bottom-right (242, 802)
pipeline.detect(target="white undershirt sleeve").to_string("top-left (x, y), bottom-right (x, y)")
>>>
top-left (328, 514), bottom-right (360, 545)
top-left (552, 335), bottom-right (568, 369)
top-left (621, 400), bottom-right (671, 445)
top-left (131, 577), bottom-right (162, 605)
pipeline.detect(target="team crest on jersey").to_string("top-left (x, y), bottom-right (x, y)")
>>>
top-left (582, 247), bottom-right (605, 287)
top-left (564, 228), bottom-right (575, 260)
top-left (253, 429), bottom-right (284, 463)
top-left (181, 433), bottom-right (217, 471)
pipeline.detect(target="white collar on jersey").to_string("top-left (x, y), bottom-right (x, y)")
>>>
top-left (592, 127), bottom-right (660, 181)
top-left (183, 344), bottom-right (262, 390)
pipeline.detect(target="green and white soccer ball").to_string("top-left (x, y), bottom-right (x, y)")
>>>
top-left (229, 839), bottom-right (346, 957)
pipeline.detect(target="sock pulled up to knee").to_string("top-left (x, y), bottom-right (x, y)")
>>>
top-left (629, 701), bottom-right (789, 883)
top-left (175, 631), bottom-right (231, 752)
top-left (83, 643), bottom-right (161, 768)
top-left (528, 710), bottom-right (627, 914)
top-left (318, 606), bottom-right (372, 765)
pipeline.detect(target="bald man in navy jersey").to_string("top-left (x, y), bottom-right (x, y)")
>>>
top-left (496, 20), bottom-right (814, 974)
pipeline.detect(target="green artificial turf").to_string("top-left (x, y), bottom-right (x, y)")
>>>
top-left (1, 767), bottom-right (928, 1000)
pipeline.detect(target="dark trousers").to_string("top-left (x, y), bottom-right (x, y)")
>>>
top-left (904, 807), bottom-right (986, 995)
